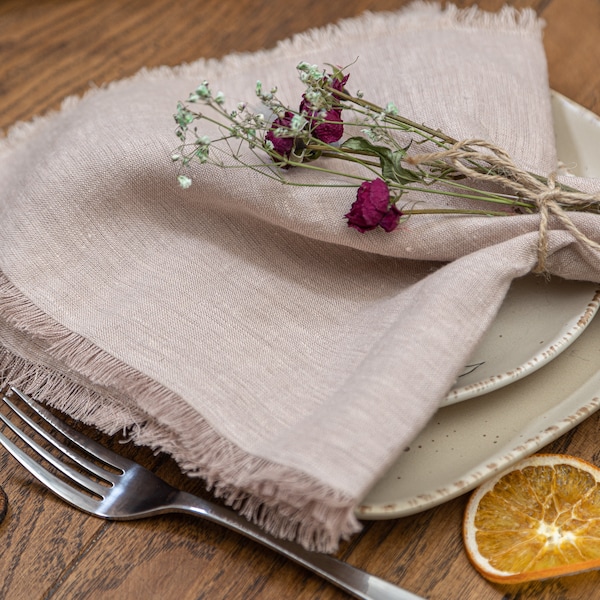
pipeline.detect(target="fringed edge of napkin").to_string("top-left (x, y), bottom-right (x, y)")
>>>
top-left (0, 270), bottom-right (361, 552)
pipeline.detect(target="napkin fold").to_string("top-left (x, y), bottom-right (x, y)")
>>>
top-left (2, 2), bottom-right (600, 552)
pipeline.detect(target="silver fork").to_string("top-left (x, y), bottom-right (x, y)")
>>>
top-left (0, 386), bottom-right (426, 600)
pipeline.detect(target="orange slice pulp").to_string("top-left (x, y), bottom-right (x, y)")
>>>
top-left (463, 454), bottom-right (600, 583)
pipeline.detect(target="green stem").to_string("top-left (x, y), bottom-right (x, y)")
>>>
top-left (398, 184), bottom-right (532, 208)
top-left (280, 160), bottom-right (373, 182)
top-left (422, 177), bottom-right (531, 207)
top-left (402, 208), bottom-right (513, 216)
top-left (332, 88), bottom-right (459, 146)
top-left (312, 150), bottom-right (380, 168)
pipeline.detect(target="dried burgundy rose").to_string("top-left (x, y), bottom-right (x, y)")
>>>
top-left (265, 111), bottom-right (295, 158)
top-left (344, 178), bottom-right (402, 233)
top-left (330, 72), bottom-right (349, 98)
top-left (299, 72), bottom-right (349, 144)
top-left (312, 108), bottom-right (344, 144)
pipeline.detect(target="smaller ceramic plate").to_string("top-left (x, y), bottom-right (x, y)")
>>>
top-left (444, 276), bottom-right (600, 405)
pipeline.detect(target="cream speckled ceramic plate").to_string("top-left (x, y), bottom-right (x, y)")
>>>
top-left (445, 275), bottom-right (600, 405)
top-left (357, 92), bottom-right (600, 520)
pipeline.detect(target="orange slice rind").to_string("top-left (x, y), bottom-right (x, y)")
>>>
top-left (463, 454), bottom-right (600, 583)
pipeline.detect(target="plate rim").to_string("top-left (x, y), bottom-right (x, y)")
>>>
top-left (444, 280), bottom-right (600, 405)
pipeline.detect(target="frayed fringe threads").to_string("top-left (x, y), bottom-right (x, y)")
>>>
top-left (0, 271), bottom-right (359, 552)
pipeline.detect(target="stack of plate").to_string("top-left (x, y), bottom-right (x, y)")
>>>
top-left (357, 92), bottom-right (600, 520)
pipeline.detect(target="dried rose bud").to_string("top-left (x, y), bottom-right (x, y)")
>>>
top-left (345, 178), bottom-right (402, 233)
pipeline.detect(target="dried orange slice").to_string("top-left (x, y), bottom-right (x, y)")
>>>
top-left (463, 454), bottom-right (600, 583)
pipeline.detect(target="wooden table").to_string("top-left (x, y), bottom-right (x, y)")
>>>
top-left (1, 1), bottom-right (599, 598)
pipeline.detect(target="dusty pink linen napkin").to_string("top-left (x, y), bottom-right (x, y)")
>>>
top-left (1, 2), bottom-right (600, 551)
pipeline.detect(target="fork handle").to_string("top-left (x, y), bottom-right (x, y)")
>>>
top-left (171, 490), bottom-right (426, 600)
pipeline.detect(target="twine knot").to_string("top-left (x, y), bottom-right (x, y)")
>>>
top-left (408, 139), bottom-right (600, 273)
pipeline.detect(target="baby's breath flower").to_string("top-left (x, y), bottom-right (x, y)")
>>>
top-left (362, 127), bottom-right (381, 142)
top-left (177, 175), bottom-right (193, 189)
top-left (290, 114), bottom-right (307, 133)
top-left (195, 82), bottom-right (211, 99)
top-left (385, 102), bottom-right (399, 116)
top-left (256, 80), bottom-right (275, 103)
top-left (194, 149), bottom-right (209, 163)
top-left (214, 91), bottom-right (225, 105)
top-left (303, 90), bottom-right (326, 110)
top-left (296, 62), bottom-right (323, 84)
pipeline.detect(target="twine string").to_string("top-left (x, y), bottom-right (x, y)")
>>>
top-left (408, 139), bottom-right (600, 272)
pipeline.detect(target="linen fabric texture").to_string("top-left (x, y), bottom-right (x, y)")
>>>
top-left (1, 2), bottom-right (599, 551)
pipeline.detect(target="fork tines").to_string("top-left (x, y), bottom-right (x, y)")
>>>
top-left (0, 386), bottom-right (120, 512)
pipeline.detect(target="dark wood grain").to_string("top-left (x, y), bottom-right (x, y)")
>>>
top-left (1, 1), bottom-right (600, 598)
top-left (0, 482), bottom-right (6, 525)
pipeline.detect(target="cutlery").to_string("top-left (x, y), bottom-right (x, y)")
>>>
top-left (0, 386), bottom-right (426, 600)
